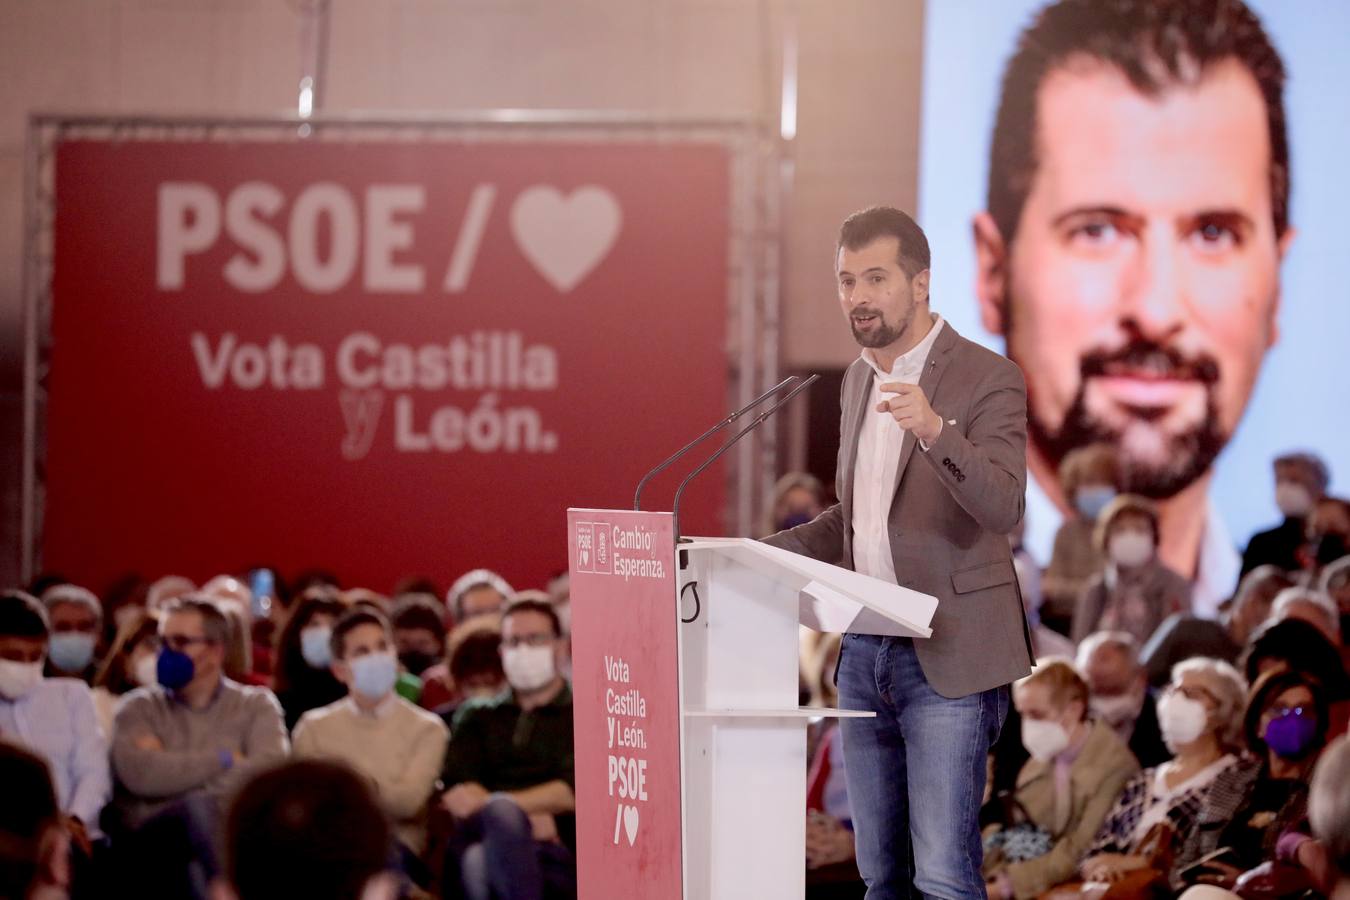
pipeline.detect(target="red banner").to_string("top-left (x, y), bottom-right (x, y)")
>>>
top-left (44, 138), bottom-right (729, 592)
top-left (568, 509), bottom-right (682, 900)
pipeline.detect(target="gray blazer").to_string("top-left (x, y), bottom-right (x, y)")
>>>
top-left (765, 322), bottom-right (1034, 698)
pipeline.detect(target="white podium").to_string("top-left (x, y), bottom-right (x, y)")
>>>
top-left (676, 537), bottom-right (937, 899)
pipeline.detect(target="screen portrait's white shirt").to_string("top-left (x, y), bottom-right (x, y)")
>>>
top-left (851, 315), bottom-right (945, 584)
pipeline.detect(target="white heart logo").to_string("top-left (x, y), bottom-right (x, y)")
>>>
top-left (623, 805), bottom-right (639, 846)
top-left (510, 186), bottom-right (622, 293)
top-left (580, 548), bottom-right (590, 568)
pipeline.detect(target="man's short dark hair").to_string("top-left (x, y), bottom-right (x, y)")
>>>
top-left (987, 0), bottom-right (1289, 246)
top-left (330, 607), bottom-right (391, 661)
top-left (1274, 452), bottom-right (1331, 494)
top-left (390, 593), bottom-right (447, 642)
top-left (0, 740), bottom-right (60, 899)
top-left (502, 598), bottom-right (562, 639)
top-left (225, 759), bottom-right (391, 900)
top-left (836, 206), bottom-right (931, 280)
top-left (163, 595), bottom-right (230, 645)
top-left (0, 591), bottom-right (49, 640)
top-left (449, 626), bottom-right (505, 685)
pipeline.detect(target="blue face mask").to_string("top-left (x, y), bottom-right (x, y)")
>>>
top-left (157, 647), bottom-right (196, 691)
top-left (48, 633), bottom-right (96, 673)
top-left (349, 652), bottom-right (398, 700)
top-left (1075, 486), bottom-right (1117, 521)
top-left (300, 626), bottom-right (333, 669)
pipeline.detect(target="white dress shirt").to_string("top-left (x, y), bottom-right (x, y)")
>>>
top-left (851, 314), bottom-right (946, 584)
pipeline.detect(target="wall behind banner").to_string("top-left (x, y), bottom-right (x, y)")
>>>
top-left (0, 0), bottom-right (927, 588)
top-left (42, 138), bottom-right (729, 592)
top-left (917, 0), bottom-right (1350, 574)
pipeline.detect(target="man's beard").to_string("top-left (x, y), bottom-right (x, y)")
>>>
top-left (850, 303), bottom-right (914, 350)
top-left (1029, 336), bottom-right (1228, 499)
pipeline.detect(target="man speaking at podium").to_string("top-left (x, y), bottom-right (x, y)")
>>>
top-left (766, 206), bottom-right (1034, 898)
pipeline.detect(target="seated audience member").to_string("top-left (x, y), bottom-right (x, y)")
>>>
top-left (1, 591), bottom-right (112, 869)
top-left (0, 740), bottom-right (70, 900)
top-left (1013, 520), bottom-right (1075, 661)
top-left (1243, 617), bottom-right (1348, 695)
top-left (110, 596), bottom-right (288, 893)
top-left (436, 620), bottom-right (507, 725)
top-left (203, 574), bottom-right (276, 678)
top-left (145, 574), bottom-right (196, 614)
top-left (446, 569), bottom-right (513, 626)
top-left (293, 607), bottom-right (449, 859)
top-left (1322, 556), bottom-right (1350, 630)
top-left (545, 572), bottom-right (570, 636)
top-left (391, 593), bottom-right (454, 710)
top-left (1242, 452), bottom-right (1330, 576)
top-left (1072, 495), bottom-right (1191, 645)
top-left (211, 759), bottom-right (398, 900)
top-left (1309, 734), bottom-right (1350, 899)
top-left (1173, 666), bottom-right (1333, 889)
top-left (1042, 443), bottom-right (1120, 635)
top-left (344, 587), bottom-right (392, 611)
top-left (1243, 616), bottom-right (1350, 736)
top-left (762, 471), bottom-right (826, 537)
top-left (984, 660), bottom-right (1139, 899)
top-left (1078, 632), bottom-right (1169, 769)
top-left (1303, 497), bottom-right (1350, 574)
top-left (90, 610), bottom-right (161, 739)
top-left (1078, 658), bottom-right (1246, 887)
top-left (803, 635), bottom-right (864, 899)
top-left (1141, 566), bottom-right (1294, 688)
top-left (1268, 586), bottom-right (1341, 647)
top-left (440, 598), bottom-right (575, 900)
top-left (39, 585), bottom-right (103, 683)
top-left (216, 600), bottom-right (262, 686)
top-left (271, 592), bottom-right (348, 731)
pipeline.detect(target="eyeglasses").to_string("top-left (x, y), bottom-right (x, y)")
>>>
top-left (1267, 705), bottom-right (1310, 719)
top-left (502, 634), bottom-right (555, 649)
top-left (1166, 684), bottom-right (1217, 706)
top-left (163, 635), bottom-right (214, 652)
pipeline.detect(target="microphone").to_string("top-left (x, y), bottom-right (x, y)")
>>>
top-left (633, 375), bottom-right (799, 511)
top-left (672, 374), bottom-right (819, 541)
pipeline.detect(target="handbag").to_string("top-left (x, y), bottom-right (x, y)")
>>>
top-left (984, 790), bottom-right (1055, 868)
top-left (1037, 823), bottom-right (1176, 900)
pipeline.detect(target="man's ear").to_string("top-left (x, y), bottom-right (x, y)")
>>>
top-left (973, 211), bottom-right (1010, 335)
top-left (912, 269), bottom-right (931, 307)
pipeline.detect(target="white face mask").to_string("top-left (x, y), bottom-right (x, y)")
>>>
top-left (1090, 692), bottom-right (1140, 727)
top-left (1157, 691), bottom-right (1210, 750)
top-left (1021, 717), bottom-right (1072, 762)
top-left (1275, 482), bottom-right (1314, 519)
top-left (133, 653), bottom-right (160, 688)
top-left (502, 644), bottom-right (556, 692)
top-left (1109, 531), bottom-right (1154, 568)
top-left (0, 659), bottom-right (44, 700)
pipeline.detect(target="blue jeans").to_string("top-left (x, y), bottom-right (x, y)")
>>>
top-left (444, 795), bottom-right (576, 900)
top-left (837, 635), bottom-right (1008, 900)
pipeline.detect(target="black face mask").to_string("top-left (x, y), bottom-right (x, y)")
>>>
top-left (398, 650), bottom-right (439, 677)
top-left (1313, 534), bottom-right (1349, 567)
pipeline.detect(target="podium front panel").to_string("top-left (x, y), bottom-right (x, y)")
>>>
top-left (568, 509), bottom-right (683, 900)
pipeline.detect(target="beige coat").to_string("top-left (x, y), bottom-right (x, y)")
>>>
top-left (993, 719), bottom-right (1140, 899)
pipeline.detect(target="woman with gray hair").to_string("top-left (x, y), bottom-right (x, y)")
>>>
top-left (1074, 658), bottom-right (1247, 886)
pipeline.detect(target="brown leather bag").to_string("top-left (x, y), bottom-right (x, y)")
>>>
top-left (1037, 823), bottom-right (1175, 900)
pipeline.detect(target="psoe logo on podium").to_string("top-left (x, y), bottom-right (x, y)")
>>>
top-left (595, 525), bottom-right (610, 573)
top-left (575, 522), bottom-right (596, 573)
